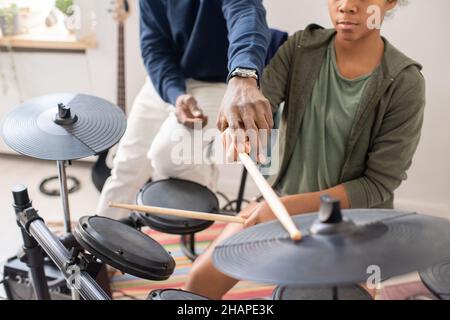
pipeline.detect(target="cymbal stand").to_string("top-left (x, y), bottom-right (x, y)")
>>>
top-left (57, 160), bottom-right (73, 234)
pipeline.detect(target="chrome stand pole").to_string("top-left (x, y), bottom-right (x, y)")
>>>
top-left (57, 160), bottom-right (72, 234)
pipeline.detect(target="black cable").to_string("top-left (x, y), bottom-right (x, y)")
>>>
top-left (221, 198), bottom-right (251, 213)
top-left (216, 191), bottom-right (231, 204)
top-left (39, 175), bottom-right (81, 196)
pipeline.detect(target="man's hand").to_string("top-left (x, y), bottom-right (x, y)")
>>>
top-left (216, 77), bottom-right (273, 161)
top-left (175, 94), bottom-right (208, 129)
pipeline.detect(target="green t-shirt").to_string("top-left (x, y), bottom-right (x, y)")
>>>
top-left (280, 39), bottom-right (374, 195)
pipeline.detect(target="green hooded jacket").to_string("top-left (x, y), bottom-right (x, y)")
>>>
top-left (262, 24), bottom-right (426, 209)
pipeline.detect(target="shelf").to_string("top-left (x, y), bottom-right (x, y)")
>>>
top-left (0, 25), bottom-right (97, 51)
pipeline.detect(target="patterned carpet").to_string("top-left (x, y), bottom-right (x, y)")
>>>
top-left (110, 223), bottom-right (276, 300)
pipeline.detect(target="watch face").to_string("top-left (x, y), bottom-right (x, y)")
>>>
top-left (234, 68), bottom-right (258, 78)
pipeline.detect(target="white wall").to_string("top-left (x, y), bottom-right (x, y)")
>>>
top-left (74, 0), bottom-right (146, 110)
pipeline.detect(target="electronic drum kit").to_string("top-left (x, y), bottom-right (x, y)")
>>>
top-left (2, 93), bottom-right (450, 301)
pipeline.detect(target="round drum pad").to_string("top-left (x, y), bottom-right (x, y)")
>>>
top-left (74, 216), bottom-right (175, 281)
top-left (137, 179), bottom-right (219, 235)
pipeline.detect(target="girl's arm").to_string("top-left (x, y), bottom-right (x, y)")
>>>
top-left (243, 184), bottom-right (350, 226)
top-left (281, 184), bottom-right (350, 215)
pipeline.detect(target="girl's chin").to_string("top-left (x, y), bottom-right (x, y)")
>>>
top-left (336, 31), bottom-right (360, 42)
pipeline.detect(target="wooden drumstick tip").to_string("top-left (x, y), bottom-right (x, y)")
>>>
top-left (291, 230), bottom-right (302, 241)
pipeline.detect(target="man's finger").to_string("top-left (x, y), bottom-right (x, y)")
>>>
top-left (231, 128), bottom-right (247, 154)
top-left (217, 115), bottom-right (229, 132)
top-left (254, 111), bottom-right (270, 132)
top-left (189, 103), bottom-right (204, 118)
top-left (242, 114), bottom-right (261, 159)
top-left (254, 113), bottom-right (270, 164)
top-left (226, 107), bottom-right (243, 130)
top-left (221, 131), bottom-right (227, 151)
top-left (262, 100), bottom-right (274, 130)
top-left (225, 130), bottom-right (235, 162)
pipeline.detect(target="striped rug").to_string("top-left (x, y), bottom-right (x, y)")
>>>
top-left (110, 223), bottom-right (276, 300)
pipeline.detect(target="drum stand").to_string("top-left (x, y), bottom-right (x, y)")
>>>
top-left (11, 185), bottom-right (110, 300)
top-left (57, 160), bottom-right (73, 234)
top-left (38, 160), bottom-right (75, 235)
top-left (57, 160), bottom-right (79, 299)
top-left (12, 186), bottom-right (51, 300)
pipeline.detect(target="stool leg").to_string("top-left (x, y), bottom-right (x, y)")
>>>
top-left (180, 234), bottom-right (198, 262)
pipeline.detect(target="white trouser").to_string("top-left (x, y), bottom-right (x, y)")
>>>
top-left (96, 78), bottom-right (227, 219)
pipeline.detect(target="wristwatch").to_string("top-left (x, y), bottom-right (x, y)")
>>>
top-left (227, 67), bottom-right (259, 86)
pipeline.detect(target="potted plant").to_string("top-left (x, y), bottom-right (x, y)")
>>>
top-left (55, 0), bottom-right (76, 33)
top-left (55, 0), bottom-right (74, 16)
top-left (0, 4), bottom-right (19, 36)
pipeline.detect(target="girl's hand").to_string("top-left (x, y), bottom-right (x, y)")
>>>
top-left (241, 201), bottom-right (277, 228)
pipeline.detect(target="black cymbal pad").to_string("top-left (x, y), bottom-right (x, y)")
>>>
top-left (420, 258), bottom-right (450, 299)
top-left (1, 93), bottom-right (126, 160)
top-left (214, 210), bottom-right (450, 287)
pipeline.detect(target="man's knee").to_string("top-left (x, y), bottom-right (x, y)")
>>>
top-left (148, 121), bottom-right (195, 178)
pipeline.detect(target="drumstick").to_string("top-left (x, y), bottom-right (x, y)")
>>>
top-left (109, 203), bottom-right (245, 224)
top-left (239, 153), bottom-right (302, 241)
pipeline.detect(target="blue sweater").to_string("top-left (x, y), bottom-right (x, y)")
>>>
top-left (139, 0), bottom-right (272, 105)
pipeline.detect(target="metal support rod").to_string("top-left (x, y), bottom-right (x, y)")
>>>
top-left (19, 229), bottom-right (51, 300)
top-left (57, 160), bottom-right (72, 234)
top-left (71, 287), bottom-right (81, 300)
top-left (12, 185), bottom-right (50, 300)
top-left (29, 220), bottom-right (110, 300)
